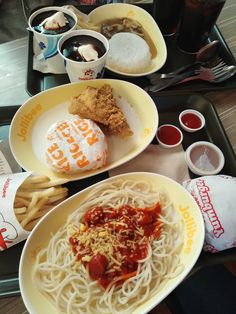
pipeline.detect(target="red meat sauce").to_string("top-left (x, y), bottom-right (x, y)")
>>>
top-left (69, 203), bottom-right (162, 289)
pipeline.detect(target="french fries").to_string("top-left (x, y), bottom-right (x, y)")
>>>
top-left (13, 175), bottom-right (69, 231)
top-left (64, 5), bottom-right (100, 31)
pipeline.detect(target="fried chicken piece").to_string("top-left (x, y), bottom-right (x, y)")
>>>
top-left (69, 84), bottom-right (133, 138)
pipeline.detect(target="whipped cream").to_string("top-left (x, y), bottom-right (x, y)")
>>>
top-left (41, 11), bottom-right (69, 30)
top-left (78, 44), bottom-right (99, 62)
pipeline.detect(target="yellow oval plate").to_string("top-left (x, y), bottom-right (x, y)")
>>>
top-left (88, 3), bottom-right (167, 77)
top-left (9, 79), bottom-right (158, 181)
top-left (19, 172), bottom-right (205, 314)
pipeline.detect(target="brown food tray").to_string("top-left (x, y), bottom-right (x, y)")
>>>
top-left (1, 93), bottom-right (236, 299)
top-left (26, 3), bottom-right (236, 96)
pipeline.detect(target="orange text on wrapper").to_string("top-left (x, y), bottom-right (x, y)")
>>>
top-left (47, 119), bottom-right (101, 172)
top-left (17, 104), bottom-right (42, 141)
top-left (179, 205), bottom-right (197, 254)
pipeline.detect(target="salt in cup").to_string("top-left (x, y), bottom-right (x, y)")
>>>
top-left (185, 141), bottom-right (225, 176)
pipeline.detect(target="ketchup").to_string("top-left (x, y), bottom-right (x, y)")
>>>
top-left (181, 113), bottom-right (202, 129)
top-left (157, 125), bottom-right (182, 145)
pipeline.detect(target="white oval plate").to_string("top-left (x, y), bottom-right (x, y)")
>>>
top-left (88, 3), bottom-right (167, 77)
top-left (19, 172), bottom-right (205, 314)
top-left (9, 79), bottom-right (158, 181)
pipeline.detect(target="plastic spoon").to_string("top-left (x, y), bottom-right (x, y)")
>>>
top-left (149, 40), bottom-right (221, 79)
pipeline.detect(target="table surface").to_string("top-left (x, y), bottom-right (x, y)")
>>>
top-left (0, 1), bottom-right (236, 313)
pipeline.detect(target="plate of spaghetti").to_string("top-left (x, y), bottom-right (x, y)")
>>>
top-left (19, 172), bottom-right (205, 314)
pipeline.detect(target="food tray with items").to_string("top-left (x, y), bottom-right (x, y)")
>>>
top-left (26, 3), bottom-right (236, 96)
top-left (1, 93), bottom-right (236, 298)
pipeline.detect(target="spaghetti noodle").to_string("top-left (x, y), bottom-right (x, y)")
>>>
top-left (33, 179), bottom-right (184, 313)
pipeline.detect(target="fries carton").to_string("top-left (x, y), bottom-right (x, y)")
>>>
top-left (0, 172), bottom-right (32, 250)
top-left (183, 175), bottom-right (236, 252)
top-left (0, 172), bottom-right (68, 250)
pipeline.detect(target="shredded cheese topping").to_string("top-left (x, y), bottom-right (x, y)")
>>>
top-left (68, 204), bottom-right (161, 289)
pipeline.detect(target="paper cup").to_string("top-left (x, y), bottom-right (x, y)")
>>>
top-left (28, 6), bottom-right (77, 73)
top-left (58, 29), bottom-right (109, 82)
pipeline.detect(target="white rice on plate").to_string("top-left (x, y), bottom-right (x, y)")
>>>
top-left (106, 32), bottom-right (151, 74)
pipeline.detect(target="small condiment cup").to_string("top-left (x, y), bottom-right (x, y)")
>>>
top-left (156, 124), bottom-right (183, 148)
top-left (185, 141), bottom-right (225, 176)
top-left (179, 109), bottom-right (205, 133)
top-left (58, 29), bottom-right (109, 82)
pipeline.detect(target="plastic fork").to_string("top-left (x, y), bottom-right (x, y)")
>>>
top-left (148, 41), bottom-right (222, 80)
top-left (148, 57), bottom-right (225, 81)
top-left (147, 64), bottom-right (236, 93)
top-left (179, 64), bottom-right (236, 84)
top-left (149, 61), bottom-right (227, 84)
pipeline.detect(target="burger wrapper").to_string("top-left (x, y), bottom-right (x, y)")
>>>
top-left (0, 172), bottom-right (32, 251)
top-left (46, 118), bottom-right (108, 174)
top-left (183, 175), bottom-right (236, 252)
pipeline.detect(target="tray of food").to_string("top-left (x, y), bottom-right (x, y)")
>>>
top-left (1, 91), bottom-right (236, 303)
top-left (26, 3), bottom-right (236, 96)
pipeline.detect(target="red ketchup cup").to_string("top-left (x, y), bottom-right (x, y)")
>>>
top-left (156, 124), bottom-right (183, 148)
top-left (179, 109), bottom-right (205, 132)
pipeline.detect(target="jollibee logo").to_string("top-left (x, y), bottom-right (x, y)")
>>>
top-left (79, 68), bottom-right (95, 80)
top-left (179, 206), bottom-right (197, 254)
top-left (17, 103), bottom-right (42, 142)
top-left (0, 213), bottom-right (18, 250)
top-left (1, 177), bottom-right (11, 199)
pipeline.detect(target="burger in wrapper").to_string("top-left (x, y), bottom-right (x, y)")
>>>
top-left (183, 175), bottom-right (236, 253)
top-left (45, 117), bottom-right (108, 174)
top-left (0, 172), bottom-right (68, 250)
